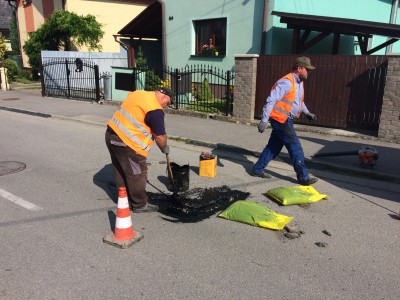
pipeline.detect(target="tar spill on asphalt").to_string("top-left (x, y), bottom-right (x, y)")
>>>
top-left (149, 185), bottom-right (250, 223)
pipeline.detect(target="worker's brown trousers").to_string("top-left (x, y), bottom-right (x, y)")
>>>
top-left (105, 127), bottom-right (148, 208)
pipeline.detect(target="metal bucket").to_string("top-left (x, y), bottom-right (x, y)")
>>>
top-left (168, 163), bottom-right (190, 192)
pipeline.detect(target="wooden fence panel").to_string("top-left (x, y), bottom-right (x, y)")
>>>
top-left (255, 55), bottom-right (388, 131)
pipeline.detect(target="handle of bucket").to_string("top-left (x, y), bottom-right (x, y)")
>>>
top-left (166, 154), bottom-right (177, 193)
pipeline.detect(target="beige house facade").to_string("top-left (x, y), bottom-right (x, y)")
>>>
top-left (15, 0), bottom-right (152, 68)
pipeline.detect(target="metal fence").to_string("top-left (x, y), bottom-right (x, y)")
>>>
top-left (40, 57), bottom-right (100, 101)
top-left (128, 65), bottom-right (235, 116)
top-left (255, 55), bottom-right (388, 131)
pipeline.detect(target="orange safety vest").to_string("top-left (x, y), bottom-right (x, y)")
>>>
top-left (107, 90), bottom-right (163, 157)
top-left (269, 73), bottom-right (304, 123)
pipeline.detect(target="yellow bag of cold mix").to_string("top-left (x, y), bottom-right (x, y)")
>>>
top-left (218, 200), bottom-right (293, 230)
top-left (266, 186), bottom-right (327, 206)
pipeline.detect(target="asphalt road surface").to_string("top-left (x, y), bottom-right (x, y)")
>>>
top-left (1, 110), bottom-right (399, 300)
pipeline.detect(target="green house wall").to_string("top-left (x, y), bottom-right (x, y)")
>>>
top-left (165, 0), bottom-right (400, 71)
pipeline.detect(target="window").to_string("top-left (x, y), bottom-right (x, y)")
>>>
top-left (195, 18), bottom-right (226, 57)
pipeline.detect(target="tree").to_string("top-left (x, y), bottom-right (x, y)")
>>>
top-left (9, 11), bottom-right (19, 52)
top-left (23, 10), bottom-right (103, 79)
top-left (197, 78), bottom-right (214, 101)
top-left (135, 47), bottom-right (161, 91)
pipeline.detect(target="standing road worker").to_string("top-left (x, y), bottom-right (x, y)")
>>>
top-left (251, 56), bottom-right (318, 186)
top-left (105, 88), bottom-right (174, 212)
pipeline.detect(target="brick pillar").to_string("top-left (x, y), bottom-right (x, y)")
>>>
top-left (232, 54), bottom-right (259, 121)
top-left (379, 57), bottom-right (400, 142)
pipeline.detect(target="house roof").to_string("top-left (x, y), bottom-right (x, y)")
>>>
top-left (118, 0), bottom-right (162, 39)
top-left (271, 11), bottom-right (400, 54)
top-left (0, 0), bottom-right (14, 31)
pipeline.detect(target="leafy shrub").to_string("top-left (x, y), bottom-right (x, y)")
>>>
top-left (2, 58), bottom-right (18, 82)
top-left (17, 68), bottom-right (32, 80)
top-left (0, 36), bottom-right (5, 62)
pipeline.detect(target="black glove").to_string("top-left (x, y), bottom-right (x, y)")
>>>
top-left (306, 113), bottom-right (317, 122)
top-left (258, 121), bottom-right (268, 133)
top-left (162, 145), bottom-right (170, 155)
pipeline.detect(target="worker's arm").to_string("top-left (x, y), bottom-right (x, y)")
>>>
top-left (144, 110), bottom-right (169, 153)
top-left (261, 78), bottom-right (291, 123)
top-left (153, 134), bottom-right (169, 153)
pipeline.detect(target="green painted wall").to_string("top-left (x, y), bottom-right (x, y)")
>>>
top-left (269, 0), bottom-right (400, 54)
top-left (164, 0), bottom-right (400, 72)
top-left (165, 0), bottom-right (265, 71)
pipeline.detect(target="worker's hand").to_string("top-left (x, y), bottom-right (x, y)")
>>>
top-left (162, 145), bottom-right (170, 155)
top-left (306, 113), bottom-right (317, 122)
top-left (258, 121), bottom-right (269, 133)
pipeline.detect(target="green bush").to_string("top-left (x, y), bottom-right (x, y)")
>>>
top-left (5, 50), bottom-right (19, 56)
top-left (2, 58), bottom-right (18, 82)
top-left (145, 69), bottom-right (161, 91)
top-left (17, 68), bottom-right (32, 80)
top-left (197, 78), bottom-right (214, 101)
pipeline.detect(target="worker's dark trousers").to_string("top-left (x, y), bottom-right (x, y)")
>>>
top-left (105, 127), bottom-right (148, 208)
top-left (252, 118), bottom-right (310, 183)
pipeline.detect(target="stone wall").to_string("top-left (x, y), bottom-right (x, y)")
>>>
top-left (232, 55), bottom-right (259, 121)
top-left (379, 56), bottom-right (400, 142)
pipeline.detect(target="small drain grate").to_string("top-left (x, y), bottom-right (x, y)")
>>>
top-left (1, 98), bottom-right (20, 101)
top-left (0, 161), bottom-right (26, 176)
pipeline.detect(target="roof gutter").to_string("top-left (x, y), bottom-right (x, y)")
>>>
top-left (6, 0), bottom-right (17, 9)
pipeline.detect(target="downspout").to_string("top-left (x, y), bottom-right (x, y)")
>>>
top-left (113, 35), bottom-right (132, 67)
top-left (387, 0), bottom-right (399, 54)
top-left (260, 0), bottom-right (269, 54)
top-left (157, 0), bottom-right (168, 66)
top-left (159, 0), bottom-right (167, 66)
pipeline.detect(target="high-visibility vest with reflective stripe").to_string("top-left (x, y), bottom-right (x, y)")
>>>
top-left (107, 90), bottom-right (163, 157)
top-left (269, 73), bottom-right (304, 123)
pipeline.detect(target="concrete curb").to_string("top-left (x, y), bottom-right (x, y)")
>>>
top-left (2, 104), bottom-right (399, 184)
top-left (168, 136), bottom-right (400, 184)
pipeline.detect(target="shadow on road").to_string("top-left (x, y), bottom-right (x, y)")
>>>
top-left (93, 164), bottom-right (117, 204)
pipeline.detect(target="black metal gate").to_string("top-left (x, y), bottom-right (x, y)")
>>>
top-left (40, 58), bottom-right (100, 101)
top-left (127, 65), bottom-right (234, 116)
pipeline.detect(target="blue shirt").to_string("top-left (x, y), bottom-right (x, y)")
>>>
top-left (261, 73), bottom-right (310, 123)
top-left (144, 109), bottom-right (166, 135)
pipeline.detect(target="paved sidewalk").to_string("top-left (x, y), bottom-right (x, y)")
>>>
top-left (1, 89), bottom-right (400, 182)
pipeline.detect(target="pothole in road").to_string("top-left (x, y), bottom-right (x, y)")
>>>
top-left (0, 161), bottom-right (26, 176)
top-left (1, 98), bottom-right (20, 101)
top-left (151, 185), bottom-right (251, 222)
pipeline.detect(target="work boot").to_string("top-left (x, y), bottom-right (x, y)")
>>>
top-left (250, 171), bottom-right (272, 179)
top-left (133, 203), bottom-right (159, 213)
top-left (298, 177), bottom-right (318, 186)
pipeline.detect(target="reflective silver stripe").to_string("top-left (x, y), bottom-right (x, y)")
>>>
top-left (280, 98), bottom-right (292, 105)
top-left (272, 106), bottom-right (289, 116)
top-left (110, 117), bottom-right (150, 151)
top-left (118, 107), bottom-right (153, 140)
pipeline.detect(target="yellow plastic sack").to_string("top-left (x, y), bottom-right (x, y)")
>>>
top-left (218, 200), bottom-right (293, 230)
top-left (267, 186), bottom-right (327, 206)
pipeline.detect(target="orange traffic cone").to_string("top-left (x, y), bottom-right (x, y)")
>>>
top-left (103, 187), bottom-right (143, 248)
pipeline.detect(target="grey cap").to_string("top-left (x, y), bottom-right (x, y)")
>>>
top-left (159, 87), bottom-right (175, 104)
top-left (295, 56), bottom-right (316, 70)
